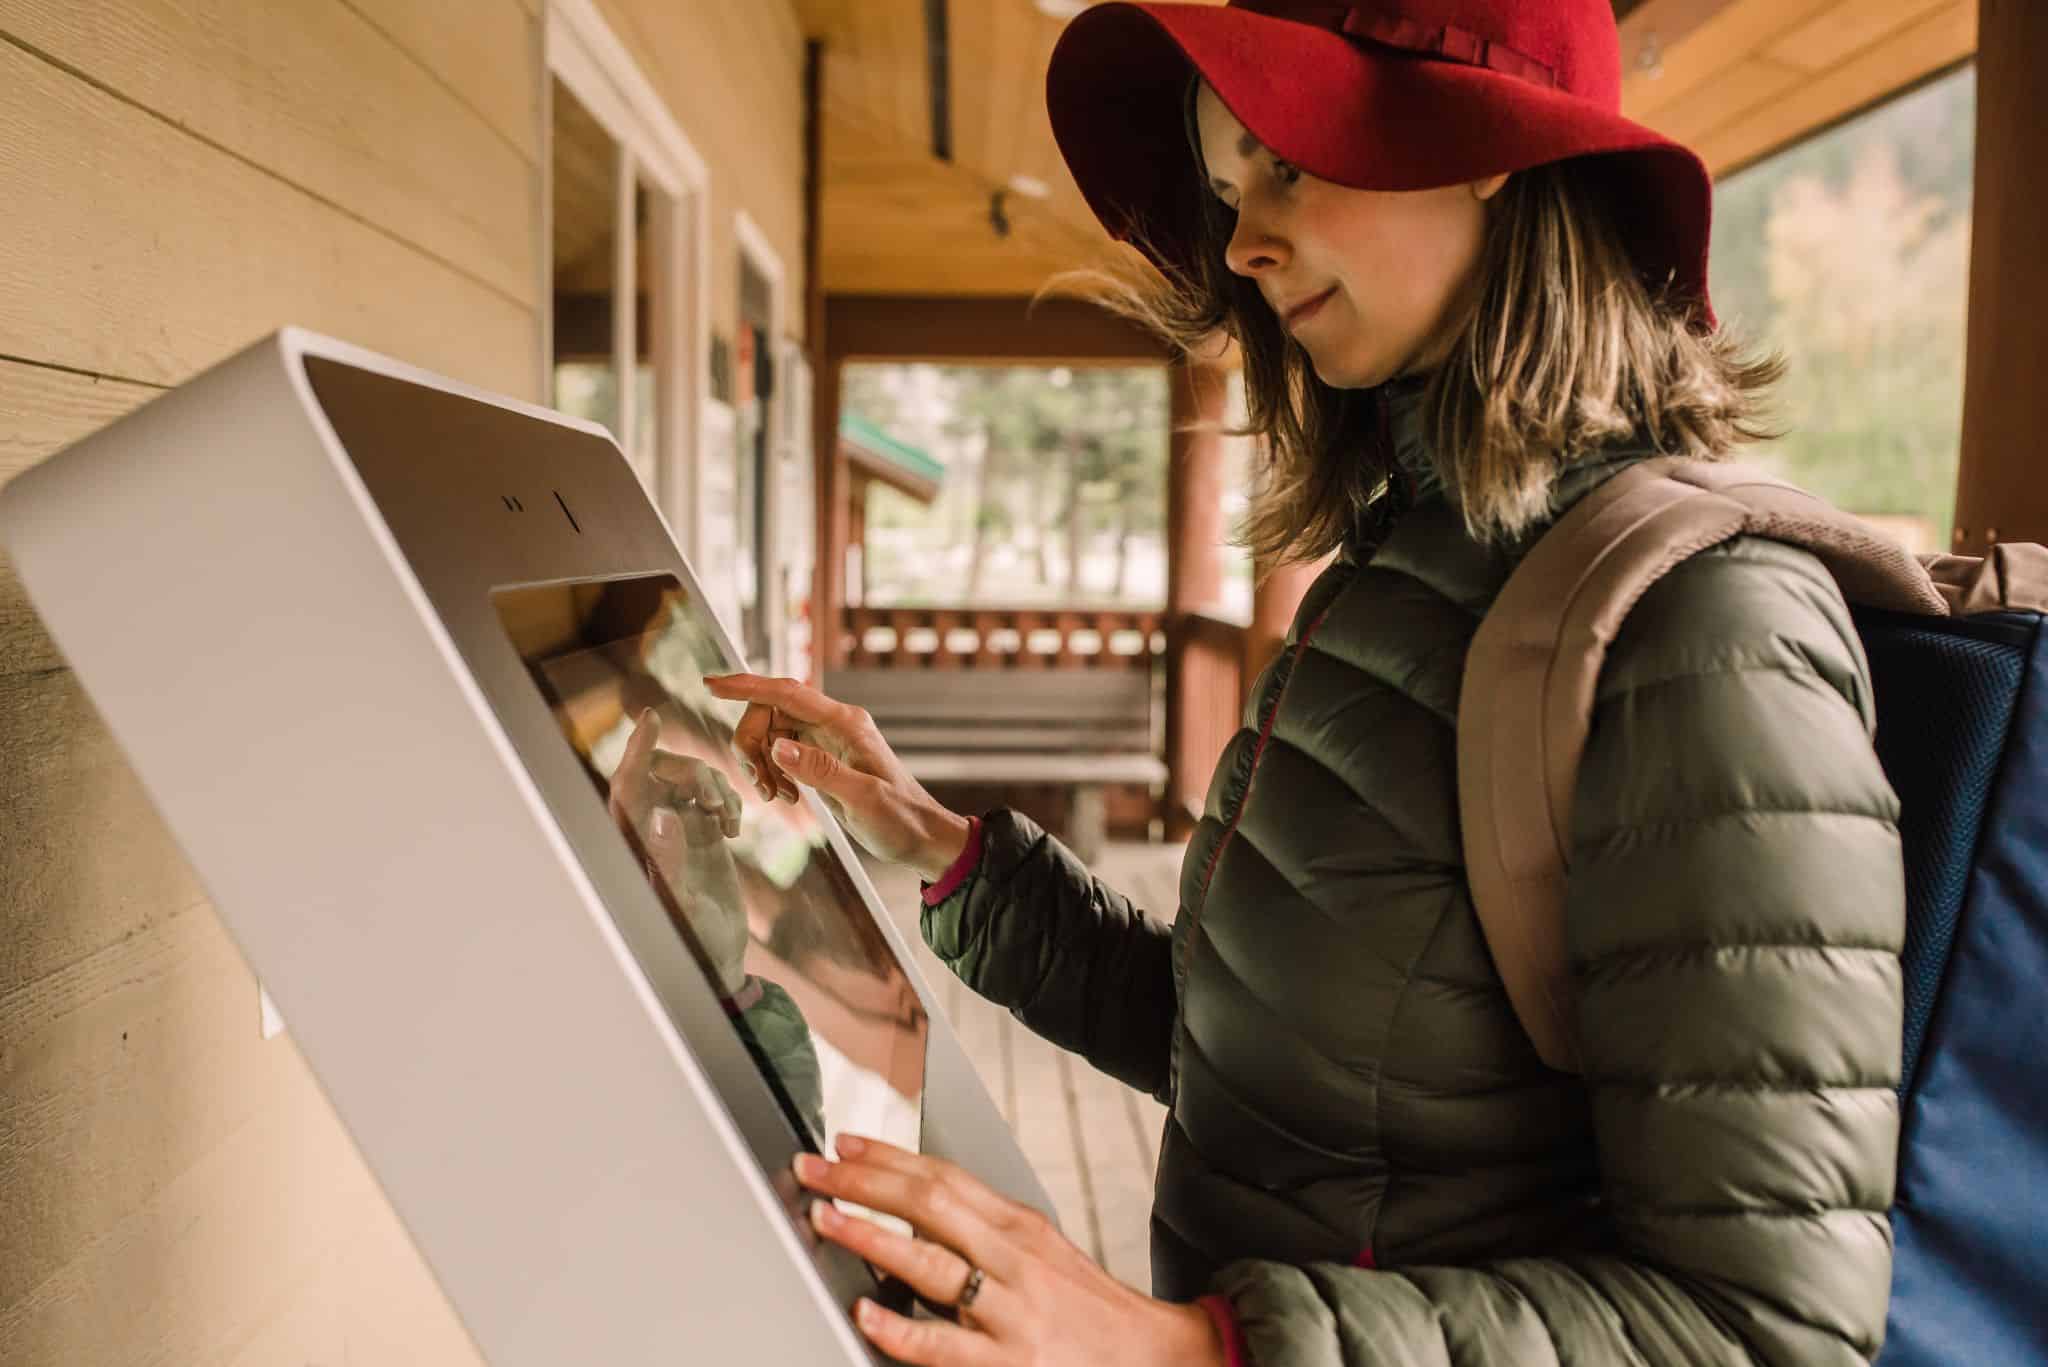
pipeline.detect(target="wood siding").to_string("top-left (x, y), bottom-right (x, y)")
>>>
top-left (0, 1), bottom-right (798, 1361)
top-left (0, 0), bottom-right (542, 1353)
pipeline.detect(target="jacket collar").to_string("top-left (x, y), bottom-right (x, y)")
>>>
top-left (1346, 377), bottom-right (1664, 562)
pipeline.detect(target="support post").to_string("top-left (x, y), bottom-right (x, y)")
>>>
top-left (803, 39), bottom-right (839, 682)
top-left (1164, 357), bottom-right (1229, 838)
top-left (1246, 551), bottom-right (1324, 694)
top-left (815, 355), bottom-right (847, 671)
top-left (1952, 0), bottom-right (2048, 553)
top-left (847, 471), bottom-right (869, 609)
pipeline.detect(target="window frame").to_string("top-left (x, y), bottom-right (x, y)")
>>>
top-left (543, 0), bottom-right (712, 558)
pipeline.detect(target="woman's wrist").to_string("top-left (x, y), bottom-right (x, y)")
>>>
top-left (911, 807), bottom-right (976, 883)
top-left (1166, 1299), bottom-right (1234, 1367)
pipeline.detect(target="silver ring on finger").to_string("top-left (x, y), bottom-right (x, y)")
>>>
top-left (955, 1264), bottom-right (986, 1310)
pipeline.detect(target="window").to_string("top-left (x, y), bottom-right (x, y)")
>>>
top-left (549, 78), bottom-right (635, 467)
top-left (1708, 64), bottom-right (1976, 552)
top-left (841, 363), bottom-right (1169, 609)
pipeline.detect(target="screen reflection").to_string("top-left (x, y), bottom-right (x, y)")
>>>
top-left (495, 575), bottom-right (926, 1160)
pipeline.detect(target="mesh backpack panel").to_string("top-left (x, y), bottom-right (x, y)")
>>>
top-left (1856, 610), bottom-right (2033, 1091)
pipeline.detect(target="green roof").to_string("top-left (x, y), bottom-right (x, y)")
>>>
top-left (840, 412), bottom-right (945, 488)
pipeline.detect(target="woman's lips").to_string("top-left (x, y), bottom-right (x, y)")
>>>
top-left (1284, 286), bottom-right (1337, 329)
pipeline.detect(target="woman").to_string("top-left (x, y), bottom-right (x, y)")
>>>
top-left (708, 2), bottom-right (1905, 1363)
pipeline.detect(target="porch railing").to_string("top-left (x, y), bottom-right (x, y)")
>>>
top-left (836, 605), bottom-right (1248, 841)
top-left (838, 605), bottom-right (1167, 671)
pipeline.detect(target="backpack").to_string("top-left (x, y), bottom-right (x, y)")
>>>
top-left (1456, 457), bottom-right (2048, 1366)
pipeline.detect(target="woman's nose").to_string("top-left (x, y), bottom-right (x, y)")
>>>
top-left (1224, 214), bottom-right (1289, 277)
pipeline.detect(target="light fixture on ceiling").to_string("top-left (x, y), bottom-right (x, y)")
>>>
top-left (992, 175), bottom-right (1051, 239)
top-left (1033, 0), bottom-right (1091, 19)
top-left (1633, 30), bottom-right (1664, 80)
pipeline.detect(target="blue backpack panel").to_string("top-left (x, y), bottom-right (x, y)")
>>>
top-left (1863, 606), bottom-right (2048, 1365)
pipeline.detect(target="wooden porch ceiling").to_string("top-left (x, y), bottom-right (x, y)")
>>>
top-left (1618, 0), bottom-right (1977, 178)
top-left (798, 0), bottom-right (1158, 298)
top-left (535, 1), bottom-right (1976, 303)
top-left (798, 0), bottom-right (1977, 300)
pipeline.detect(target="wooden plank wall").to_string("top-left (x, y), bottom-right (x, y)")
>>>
top-left (0, 1), bottom-right (533, 1361)
top-left (592, 0), bottom-right (811, 344)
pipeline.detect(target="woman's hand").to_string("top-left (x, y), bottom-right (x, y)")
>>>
top-left (607, 709), bottom-right (749, 995)
top-left (703, 673), bottom-right (973, 881)
top-left (794, 1135), bottom-right (1225, 1367)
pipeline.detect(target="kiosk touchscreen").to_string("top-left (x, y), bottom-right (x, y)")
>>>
top-left (493, 571), bottom-right (926, 1159)
top-left (0, 330), bottom-right (1047, 1366)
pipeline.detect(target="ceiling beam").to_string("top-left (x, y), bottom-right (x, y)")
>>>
top-left (924, 0), bottom-right (951, 160)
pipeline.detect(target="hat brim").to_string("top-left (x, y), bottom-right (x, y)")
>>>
top-left (1047, 3), bottom-right (1714, 326)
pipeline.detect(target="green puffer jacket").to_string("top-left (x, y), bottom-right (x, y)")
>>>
top-left (921, 392), bottom-right (1904, 1366)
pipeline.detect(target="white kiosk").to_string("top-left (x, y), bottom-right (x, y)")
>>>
top-left (0, 329), bottom-right (1048, 1365)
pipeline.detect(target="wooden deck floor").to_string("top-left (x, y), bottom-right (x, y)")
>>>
top-left (863, 839), bottom-right (1185, 1295)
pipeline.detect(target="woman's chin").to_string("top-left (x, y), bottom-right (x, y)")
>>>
top-left (1305, 345), bottom-right (1397, 392)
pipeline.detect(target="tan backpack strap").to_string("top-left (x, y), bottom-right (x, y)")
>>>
top-left (1458, 457), bottom-right (1951, 1073)
top-left (1922, 543), bottom-right (2048, 615)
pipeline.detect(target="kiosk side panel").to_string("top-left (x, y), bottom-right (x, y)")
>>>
top-left (0, 335), bottom-right (878, 1366)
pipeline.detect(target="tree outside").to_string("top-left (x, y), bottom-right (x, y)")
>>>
top-left (843, 363), bottom-right (1170, 608)
top-left (1708, 63), bottom-right (1976, 550)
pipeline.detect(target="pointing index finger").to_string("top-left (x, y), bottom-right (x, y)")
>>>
top-left (703, 673), bottom-right (847, 727)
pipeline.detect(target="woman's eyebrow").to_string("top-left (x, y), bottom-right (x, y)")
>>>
top-left (1208, 132), bottom-right (1267, 195)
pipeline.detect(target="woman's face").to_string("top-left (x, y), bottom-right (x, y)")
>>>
top-left (1194, 81), bottom-right (1506, 389)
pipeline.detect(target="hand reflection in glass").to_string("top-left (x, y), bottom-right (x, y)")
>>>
top-left (606, 707), bottom-right (750, 996)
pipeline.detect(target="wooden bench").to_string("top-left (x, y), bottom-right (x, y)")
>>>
top-left (823, 668), bottom-right (1168, 862)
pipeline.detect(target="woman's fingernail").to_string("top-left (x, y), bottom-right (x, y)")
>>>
top-left (651, 808), bottom-right (677, 839)
top-left (856, 1299), bottom-right (881, 1328)
top-left (793, 1153), bottom-right (826, 1183)
top-left (810, 1200), bottom-right (842, 1233)
top-left (772, 738), bottom-right (798, 765)
top-left (836, 1134), bottom-right (865, 1156)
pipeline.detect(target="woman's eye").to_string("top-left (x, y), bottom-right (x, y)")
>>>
top-left (1274, 160), bottom-right (1301, 187)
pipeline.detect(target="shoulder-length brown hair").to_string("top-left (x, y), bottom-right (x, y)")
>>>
top-left (1071, 98), bottom-right (1783, 562)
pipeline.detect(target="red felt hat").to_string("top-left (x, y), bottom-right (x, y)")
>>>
top-left (1046, 0), bottom-right (1716, 328)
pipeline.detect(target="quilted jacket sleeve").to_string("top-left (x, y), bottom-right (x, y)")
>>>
top-left (1212, 539), bottom-right (1906, 1365)
top-left (921, 808), bottom-right (1179, 1101)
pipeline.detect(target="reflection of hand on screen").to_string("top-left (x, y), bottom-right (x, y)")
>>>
top-left (608, 709), bottom-right (750, 996)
